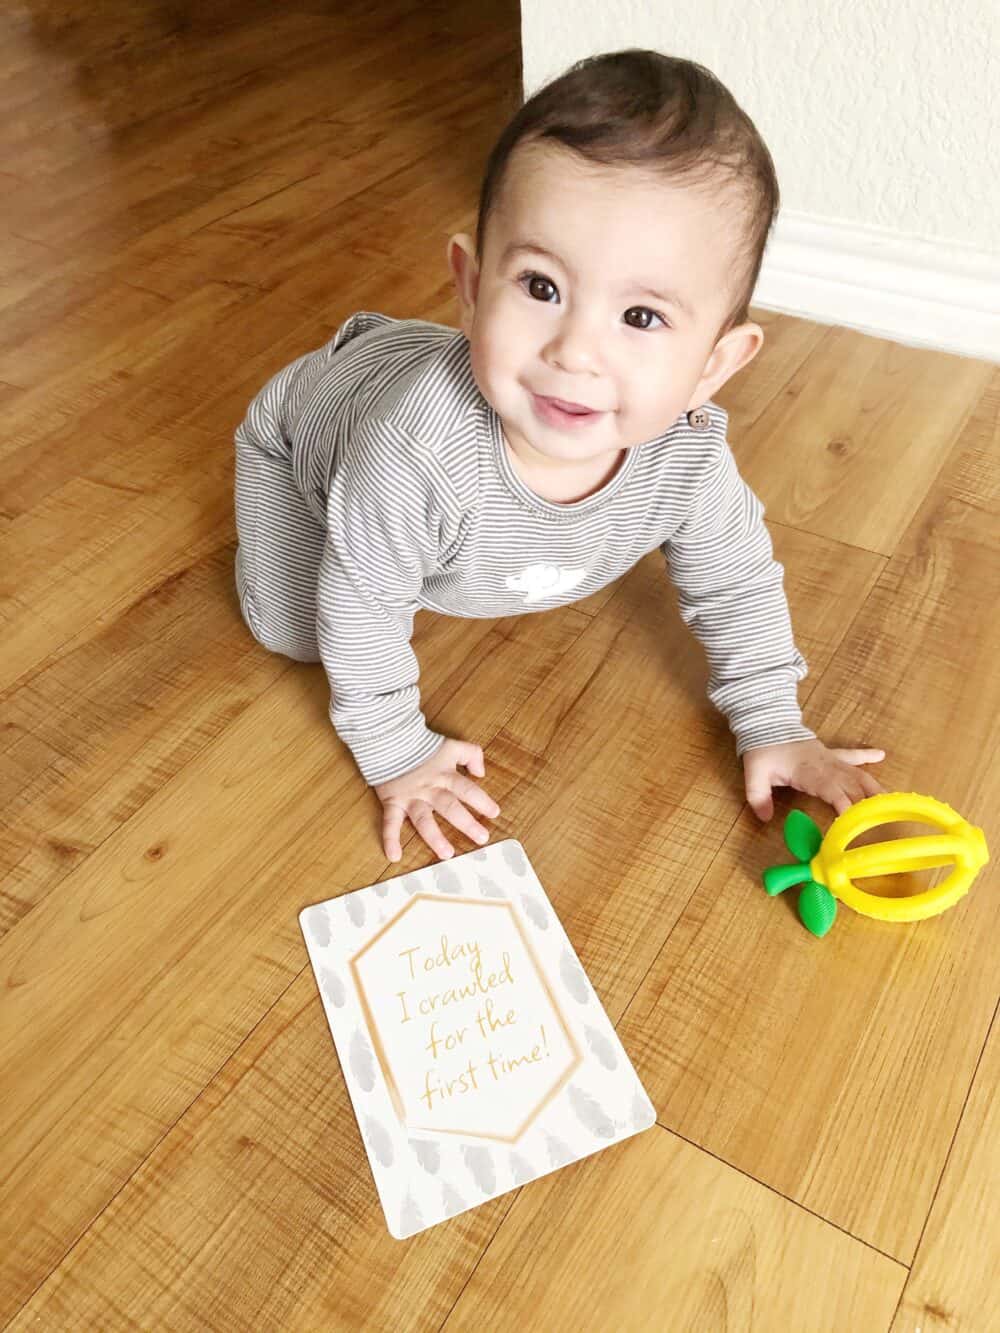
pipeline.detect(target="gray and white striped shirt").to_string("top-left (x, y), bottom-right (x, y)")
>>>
top-left (237, 311), bottom-right (812, 785)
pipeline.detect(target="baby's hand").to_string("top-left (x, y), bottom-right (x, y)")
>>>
top-left (375, 738), bottom-right (501, 863)
top-left (743, 738), bottom-right (886, 821)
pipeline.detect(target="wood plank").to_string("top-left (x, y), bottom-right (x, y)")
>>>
top-left (1, 7), bottom-right (510, 253)
top-left (0, 6), bottom-right (384, 197)
top-left (0, 544), bottom-right (286, 934)
top-left (117, 91), bottom-right (507, 315)
top-left (733, 325), bottom-right (993, 555)
top-left (0, 265), bottom-right (450, 694)
top-left (0, 278), bottom-right (261, 499)
top-left (1, 459), bottom-right (230, 693)
top-left (891, 1006), bottom-right (1000, 1332)
top-left (7, 969), bottom-right (519, 1332)
top-left (894, 371), bottom-right (1000, 558)
top-left (442, 1125), bottom-right (905, 1332)
top-left (0, 53), bottom-right (510, 353)
top-left (10, 1025), bottom-right (906, 1331)
top-left (618, 369), bottom-right (1000, 1262)
top-left (736, 306), bottom-right (830, 420)
top-left (0, 267), bottom-right (379, 517)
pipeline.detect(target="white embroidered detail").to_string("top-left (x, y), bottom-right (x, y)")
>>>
top-left (505, 563), bottom-right (589, 604)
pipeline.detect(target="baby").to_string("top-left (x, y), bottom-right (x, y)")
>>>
top-left (234, 49), bottom-right (884, 863)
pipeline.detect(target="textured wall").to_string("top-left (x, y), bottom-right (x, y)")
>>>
top-left (521, 0), bottom-right (999, 254)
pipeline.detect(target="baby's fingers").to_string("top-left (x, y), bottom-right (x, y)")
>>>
top-left (834, 763), bottom-right (884, 806)
top-left (455, 741), bottom-right (486, 778)
top-left (831, 748), bottom-right (886, 767)
top-left (434, 791), bottom-right (491, 847)
top-left (745, 768), bottom-right (775, 821)
top-left (382, 801), bottom-right (406, 862)
top-left (824, 781), bottom-right (854, 816)
top-left (820, 765), bottom-right (878, 814)
top-left (450, 773), bottom-right (501, 820)
top-left (410, 801), bottom-right (455, 860)
top-left (789, 765), bottom-right (849, 814)
top-left (857, 769), bottom-right (885, 799)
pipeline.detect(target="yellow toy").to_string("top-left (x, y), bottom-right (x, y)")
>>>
top-left (763, 792), bottom-right (989, 937)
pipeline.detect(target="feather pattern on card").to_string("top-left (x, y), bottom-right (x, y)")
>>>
top-left (349, 1028), bottom-right (377, 1091)
top-left (520, 893), bottom-right (548, 929)
top-left (364, 1114), bottom-right (394, 1167)
top-left (442, 1182), bottom-right (466, 1216)
top-left (319, 966), bottom-right (346, 1008)
top-left (560, 949), bottom-right (590, 1004)
top-left (434, 864), bottom-right (462, 894)
top-left (306, 906), bottom-right (331, 948)
top-left (545, 1133), bottom-right (573, 1168)
top-left (462, 1144), bottom-right (496, 1194)
top-left (631, 1088), bottom-right (657, 1129)
top-left (501, 842), bottom-right (528, 877)
top-left (509, 1152), bottom-right (534, 1186)
top-left (399, 1193), bottom-right (423, 1236)
top-left (410, 1138), bottom-right (441, 1174)
top-left (568, 1084), bottom-right (616, 1139)
top-left (478, 874), bottom-right (506, 898)
top-left (585, 1025), bottom-right (618, 1069)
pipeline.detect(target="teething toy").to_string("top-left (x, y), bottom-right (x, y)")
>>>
top-left (763, 792), bottom-right (989, 937)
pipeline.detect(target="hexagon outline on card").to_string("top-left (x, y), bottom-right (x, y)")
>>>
top-left (348, 894), bottom-right (583, 1143)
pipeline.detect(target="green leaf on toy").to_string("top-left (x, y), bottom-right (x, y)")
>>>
top-left (763, 863), bottom-right (813, 896)
top-left (797, 880), bottom-right (837, 937)
top-left (784, 810), bottom-right (823, 863)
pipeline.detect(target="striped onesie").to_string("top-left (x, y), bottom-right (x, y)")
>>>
top-left (234, 310), bottom-right (813, 786)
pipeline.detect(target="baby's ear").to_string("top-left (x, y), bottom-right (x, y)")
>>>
top-left (446, 233), bottom-right (479, 336)
top-left (687, 320), bottom-right (764, 410)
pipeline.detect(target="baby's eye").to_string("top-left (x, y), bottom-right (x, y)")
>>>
top-left (516, 273), bottom-right (669, 330)
top-left (519, 271), bottom-right (559, 302)
top-left (624, 306), bottom-right (668, 331)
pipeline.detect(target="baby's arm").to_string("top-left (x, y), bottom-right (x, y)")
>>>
top-left (319, 424), bottom-right (445, 788)
top-left (664, 431), bottom-right (883, 816)
top-left (318, 421), bottom-right (500, 857)
top-left (665, 435), bottom-right (813, 753)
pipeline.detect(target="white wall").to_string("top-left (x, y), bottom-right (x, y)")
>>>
top-left (521, 1), bottom-right (1000, 361)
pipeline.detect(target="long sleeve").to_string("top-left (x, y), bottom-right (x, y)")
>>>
top-left (316, 419), bottom-right (457, 786)
top-left (663, 436), bottom-right (814, 754)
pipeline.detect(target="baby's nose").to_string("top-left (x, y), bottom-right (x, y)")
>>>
top-left (545, 314), bottom-right (602, 373)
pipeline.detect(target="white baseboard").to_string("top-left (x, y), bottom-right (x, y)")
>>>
top-left (753, 212), bottom-right (999, 364)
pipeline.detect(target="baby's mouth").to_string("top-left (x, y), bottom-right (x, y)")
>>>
top-left (546, 396), bottom-right (593, 415)
top-left (531, 392), bottom-right (605, 424)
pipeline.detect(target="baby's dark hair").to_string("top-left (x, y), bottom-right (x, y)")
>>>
top-left (474, 49), bottom-right (780, 341)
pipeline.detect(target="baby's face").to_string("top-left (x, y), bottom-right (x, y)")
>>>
top-left (450, 140), bottom-right (761, 468)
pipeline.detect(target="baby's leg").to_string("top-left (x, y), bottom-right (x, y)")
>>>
top-left (234, 432), bottom-right (324, 663)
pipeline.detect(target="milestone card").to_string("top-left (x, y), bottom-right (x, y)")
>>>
top-left (299, 838), bottom-right (656, 1239)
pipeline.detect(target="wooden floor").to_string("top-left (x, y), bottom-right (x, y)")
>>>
top-left (2, 2), bottom-right (998, 1328)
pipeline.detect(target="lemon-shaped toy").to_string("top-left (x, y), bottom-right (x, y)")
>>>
top-left (763, 792), bottom-right (989, 938)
